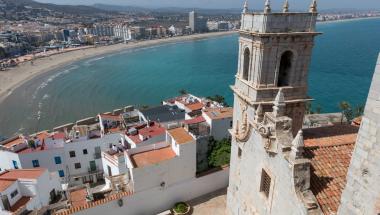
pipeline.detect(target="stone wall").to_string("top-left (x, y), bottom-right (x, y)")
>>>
top-left (338, 54), bottom-right (380, 215)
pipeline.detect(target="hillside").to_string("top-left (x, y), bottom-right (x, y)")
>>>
top-left (0, 0), bottom-right (111, 16)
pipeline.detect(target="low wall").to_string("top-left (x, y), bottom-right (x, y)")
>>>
top-left (74, 168), bottom-right (229, 215)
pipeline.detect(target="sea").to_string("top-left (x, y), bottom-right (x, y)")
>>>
top-left (0, 18), bottom-right (380, 137)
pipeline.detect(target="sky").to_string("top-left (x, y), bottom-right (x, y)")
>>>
top-left (35, 0), bottom-right (380, 10)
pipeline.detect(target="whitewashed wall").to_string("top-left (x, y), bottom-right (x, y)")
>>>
top-left (74, 168), bottom-right (229, 215)
top-left (0, 151), bottom-right (21, 170)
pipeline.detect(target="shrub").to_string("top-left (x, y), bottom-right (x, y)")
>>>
top-left (173, 202), bottom-right (189, 213)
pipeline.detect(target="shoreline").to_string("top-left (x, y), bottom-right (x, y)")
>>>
top-left (0, 31), bottom-right (236, 104)
top-left (317, 16), bottom-right (380, 25)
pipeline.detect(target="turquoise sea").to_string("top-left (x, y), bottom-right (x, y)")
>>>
top-left (0, 18), bottom-right (380, 136)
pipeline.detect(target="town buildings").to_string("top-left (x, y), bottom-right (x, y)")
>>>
top-left (0, 94), bottom-right (232, 214)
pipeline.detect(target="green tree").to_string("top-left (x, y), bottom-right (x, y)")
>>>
top-left (339, 101), bottom-right (352, 124)
top-left (28, 139), bottom-right (35, 148)
top-left (207, 94), bottom-right (228, 106)
top-left (305, 102), bottom-right (313, 114)
top-left (315, 104), bottom-right (322, 114)
top-left (208, 138), bottom-right (231, 167)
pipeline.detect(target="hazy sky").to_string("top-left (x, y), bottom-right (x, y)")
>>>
top-left (35, 0), bottom-right (380, 10)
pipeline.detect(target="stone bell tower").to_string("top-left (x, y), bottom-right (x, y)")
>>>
top-left (227, 1), bottom-right (322, 215)
top-left (232, 0), bottom-right (320, 135)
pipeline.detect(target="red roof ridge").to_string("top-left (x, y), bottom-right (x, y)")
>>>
top-left (54, 191), bottom-right (133, 215)
top-left (306, 141), bottom-right (355, 149)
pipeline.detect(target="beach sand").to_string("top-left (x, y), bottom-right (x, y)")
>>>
top-left (0, 31), bottom-right (236, 103)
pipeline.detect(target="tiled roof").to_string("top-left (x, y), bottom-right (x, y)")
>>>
top-left (203, 107), bottom-right (233, 120)
top-left (0, 179), bottom-right (16, 192)
top-left (69, 188), bottom-right (88, 208)
top-left (130, 146), bottom-right (176, 168)
top-left (9, 196), bottom-right (31, 213)
top-left (0, 168), bottom-right (46, 180)
top-left (184, 116), bottom-right (206, 125)
top-left (127, 122), bottom-right (166, 144)
top-left (168, 127), bottom-right (194, 144)
top-left (185, 102), bottom-right (204, 111)
top-left (0, 136), bottom-right (25, 149)
top-left (303, 125), bottom-right (359, 215)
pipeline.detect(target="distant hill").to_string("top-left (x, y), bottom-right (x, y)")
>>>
top-left (0, 0), bottom-right (111, 15)
top-left (92, 4), bottom-right (149, 13)
top-left (93, 4), bottom-right (242, 15)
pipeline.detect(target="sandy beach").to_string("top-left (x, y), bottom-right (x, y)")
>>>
top-left (0, 31), bottom-right (236, 103)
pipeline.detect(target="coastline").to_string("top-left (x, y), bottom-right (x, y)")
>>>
top-left (0, 31), bottom-right (236, 104)
top-left (317, 16), bottom-right (380, 25)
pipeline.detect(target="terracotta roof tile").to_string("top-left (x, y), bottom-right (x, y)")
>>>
top-left (130, 146), bottom-right (176, 168)
top-left (168, 127), bottom-right (194, 144)
top-left (184, 116), bottom-right (206, 125)
top-left (69, 188), bottom-right (88, 208)
top-left (1, 136), bottom-right (25, 149)
top-left (0, 179), bottom-right (16, 192)
top-left (54, 191), bottom-right (133, 215)
top-left (303, 125), bottom-right (358, 215)
top-left (9, 196), bottom-right (31, 213)
top-left (185, 102), bottom-right (204, 111)
top-left (0, 168), bottom-right (46, 180)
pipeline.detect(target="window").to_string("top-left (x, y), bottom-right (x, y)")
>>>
top-left (12, 160), bottom-right (18, 169)
top-left (69, 151), bottom-right (76, 158)
top-left (10, 190), bottom-right (18, 199)
top-left (242, 48), bottom-right (250, 81)
top-left (238, 147), bottom-right (242, 158)
top-left (74, 163), bottom-right (81, 169)
top-left (32, 160), bottom-right (40, 168)
top-left (58, 170), bottom-right (65, 177)
top-left (277, 51), bottom-right (294, 87)
top-left (54, 156), bottom-right (62, 164)
top-left (83, 149), bottom-right (88, 155)
top-left (260, 169), bottom-right (271, 198)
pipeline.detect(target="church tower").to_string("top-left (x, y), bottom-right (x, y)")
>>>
top-left (227, 1), bottom-right (322, 214)
top-left (232, 0), bottom-right (320, 135)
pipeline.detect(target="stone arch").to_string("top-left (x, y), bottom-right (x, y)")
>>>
top-left (242, 48), bottom-right (250, 81)
top-left (277, 50), bottom-right (294, 87)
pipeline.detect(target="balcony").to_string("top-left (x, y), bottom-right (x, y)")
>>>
top-left (88, 166), bottom-right (100, 174)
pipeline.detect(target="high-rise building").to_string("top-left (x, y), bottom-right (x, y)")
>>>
top-left (189, 11), bottom-right (208, 33)
top-left (62, 29), bottom-right (70, 42)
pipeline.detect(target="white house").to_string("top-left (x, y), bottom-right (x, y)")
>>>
top-left (202, 107), bottom-right (233, 140)
top-left (0, 168), bottom-right (62, 215)
top-left (102, 127), bottom-right (196, 193)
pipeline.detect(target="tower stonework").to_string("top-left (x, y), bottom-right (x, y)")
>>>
top-left (227, 2), bottom-right (322, 215)
top-left (338, 54), bottom-right (380, 215)
top-left (232, 2), bottom-right (320, 135)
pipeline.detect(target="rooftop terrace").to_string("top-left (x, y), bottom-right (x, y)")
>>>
top-left (130, 146), bottom-right (176, 168)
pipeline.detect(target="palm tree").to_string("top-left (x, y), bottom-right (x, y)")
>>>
top-left (339, 101), bottom-right (351, 124)
top-left (354, 105), bottom-right (365, 118)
